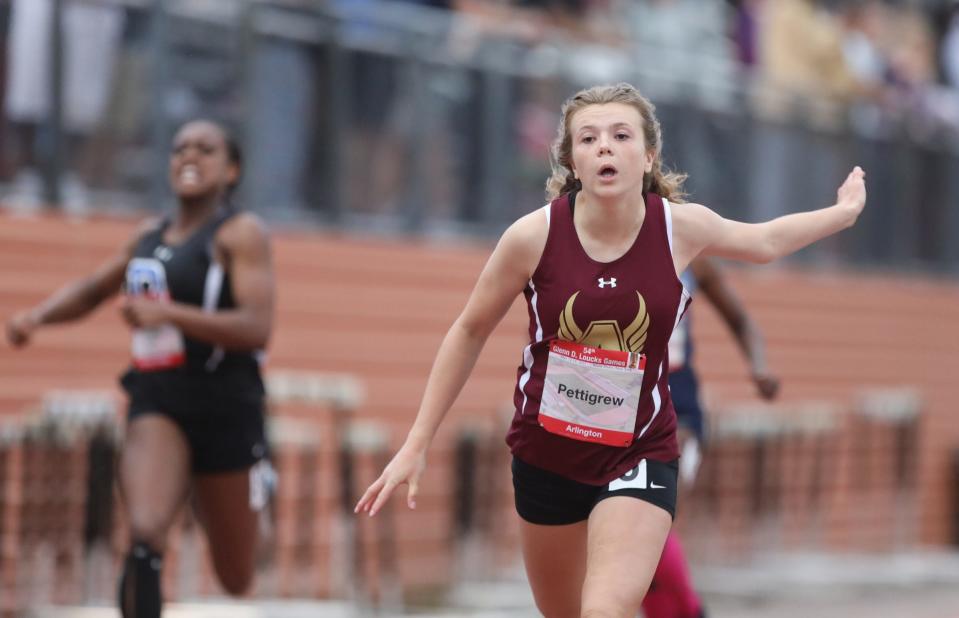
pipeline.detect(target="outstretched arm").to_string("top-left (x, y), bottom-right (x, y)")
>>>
top-left (355, 210), bottom-right (547, 516)
top-left (5, 219), bottom-right (157, 347)
top-left (691, 257), bottom-right (779, 400)
top-left (672, 167), bottom-right (866, 271)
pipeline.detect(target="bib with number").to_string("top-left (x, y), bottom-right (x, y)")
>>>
top-left (539, 340), bottom-right (646, 447)
top-left (125, 257), bottom-right (185, 371)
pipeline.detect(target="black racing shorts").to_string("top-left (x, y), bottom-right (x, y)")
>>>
top-left (512, 456), bottom-right (679, 526)
top-left (120, 365), bottom-right (268, 474)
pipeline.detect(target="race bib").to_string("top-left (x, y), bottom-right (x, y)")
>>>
top-left (125, 258), bottom-right (185, 371)
top-left (539, 340), bottom-right (645, 447)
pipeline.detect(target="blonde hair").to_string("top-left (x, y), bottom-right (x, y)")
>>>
top-left (544, 83), bottom-right (688, 203)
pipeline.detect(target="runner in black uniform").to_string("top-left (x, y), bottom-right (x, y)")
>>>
top-left (6, 120), bottom-right (275, 617)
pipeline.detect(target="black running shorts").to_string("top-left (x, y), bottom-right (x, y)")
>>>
top-left (120, 365), bottom-right (268, 474)
top-left (512, 456), bottom-right (679, 525)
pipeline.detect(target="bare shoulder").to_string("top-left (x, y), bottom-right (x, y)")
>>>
top-left (670, 202), bottom-right (723, 244)
top-left (497, 206), bottom-right (549, 276)
top-left (130, 215), bottom-right (164, 243)
top-left (669, 202), bottom-right (718, 230)
top-left (121, 216), bottom-right (164, 255)
top-left (504, 206), bottom-right (548, 247)
top-left (135, 215), bottom-right (164, 236)
top-left (668, 202), bottom-right (724, 270)
top-left (218, 211), bottom-right (271, 250)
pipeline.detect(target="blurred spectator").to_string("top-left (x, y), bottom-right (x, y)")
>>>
top-left (513, 77), bottom-right (562, 210)
top-left (333, 0), bottom-right (454, 218)
top-left (882, 2), bottom-right (959, 137)
top-left (3, 0), bottom-right (124, 211)
top-left (941, 2), bottom-right (959, 89)
top-left (447, 0), bottom-right (546, 56)
top-left (516, 0), bottom-right (593, 39)
top-left (755, 0), bottom-right (863, 127)
top-left (86, 8), bottom-right (151, 195)
top-left (839, 0), bottom-right (887, 99)
top-left (728, 0), bottom-right (762, 68)
top-left (443, 1), bottom-right (563, 223)
top-left (335, 0), bottom-right (404, 216)
top-left (246, 1), bottom-right (321, 217)
top-left (451, 0), bottom-right (617, 52)
top-left (248, 0), bottom-right (457, 218)
top-left (611, 0), bottom-right (738, 105)
top-left (838, 0), bottom-right (889, 132)
top-left (883, 2), bottom-right (937, 106)
top-left (0, 3), bottom-right (11, 179)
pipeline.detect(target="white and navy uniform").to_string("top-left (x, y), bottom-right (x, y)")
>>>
top-left (667, 269), bottom-right (706, 443)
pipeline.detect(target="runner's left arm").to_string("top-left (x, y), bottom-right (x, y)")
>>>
top-left (691, 257), bottom-right (779, 400)
top-left (671, 167), bottom-right (866, 271)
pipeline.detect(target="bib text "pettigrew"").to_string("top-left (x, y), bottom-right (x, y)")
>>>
top-left (557, 384), bottom-right (624, 407)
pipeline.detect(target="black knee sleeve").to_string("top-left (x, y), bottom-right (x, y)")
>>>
top-left (118, 541), bottom-right (163, 618)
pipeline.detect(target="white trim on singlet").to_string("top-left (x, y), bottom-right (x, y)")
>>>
top-left (663, 197), bottom-right (674, 253)
top-left (519, 280), bottom-right (544, 415)
top-left (518, 205), bottom-right (551, 415)
top-left (662, 196), bottom-right (692, 308)
top-left (672, 287), bottom-right (693, 332)
top-left (202, 261), bottom-right (226, 372)
top-left (638, 285), bottom-right (691, 438)
top-left (202, 261), bottom-right (225, 311)
top-left (638, 361), bottom-right (666, 438)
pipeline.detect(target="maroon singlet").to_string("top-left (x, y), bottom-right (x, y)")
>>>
top-left (506, 191), bottom-right (691, 485)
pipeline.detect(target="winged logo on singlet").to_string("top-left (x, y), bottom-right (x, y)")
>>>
top-left (558, 291), bottom-right (650, 353)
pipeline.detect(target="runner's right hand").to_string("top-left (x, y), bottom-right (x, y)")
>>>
top-left (6, 311), bottom-right (38, 348)
top-left (354, 443), bottom-right (427, 517)
top-left (752, 370), bottom-right (781, 400)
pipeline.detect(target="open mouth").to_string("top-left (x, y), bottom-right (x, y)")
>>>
top-left (179, 165), bottom-right (200, 185)
top-left (599, 165), bottom-right (618, 179)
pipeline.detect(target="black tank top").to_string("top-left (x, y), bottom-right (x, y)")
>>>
top-left (127, 207), bottom-right (260, 374)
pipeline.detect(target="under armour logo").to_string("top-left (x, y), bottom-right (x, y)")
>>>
top-left (597, 277), bottom-right (617, 288)
top-left (153, 246), bottom-right (173, 262)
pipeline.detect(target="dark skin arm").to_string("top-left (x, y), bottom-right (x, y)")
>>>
top-left (690, 256), bottom-right (780, 400)
top-left (5, 219), bottom-right (159, 347)
top-left (119, 212), bottom-right (274, 351)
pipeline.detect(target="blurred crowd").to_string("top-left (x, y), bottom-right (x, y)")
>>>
top-left (0, 0), bottom-right (957, 213)
top-left (449, 0), bottom-right (959, 131)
